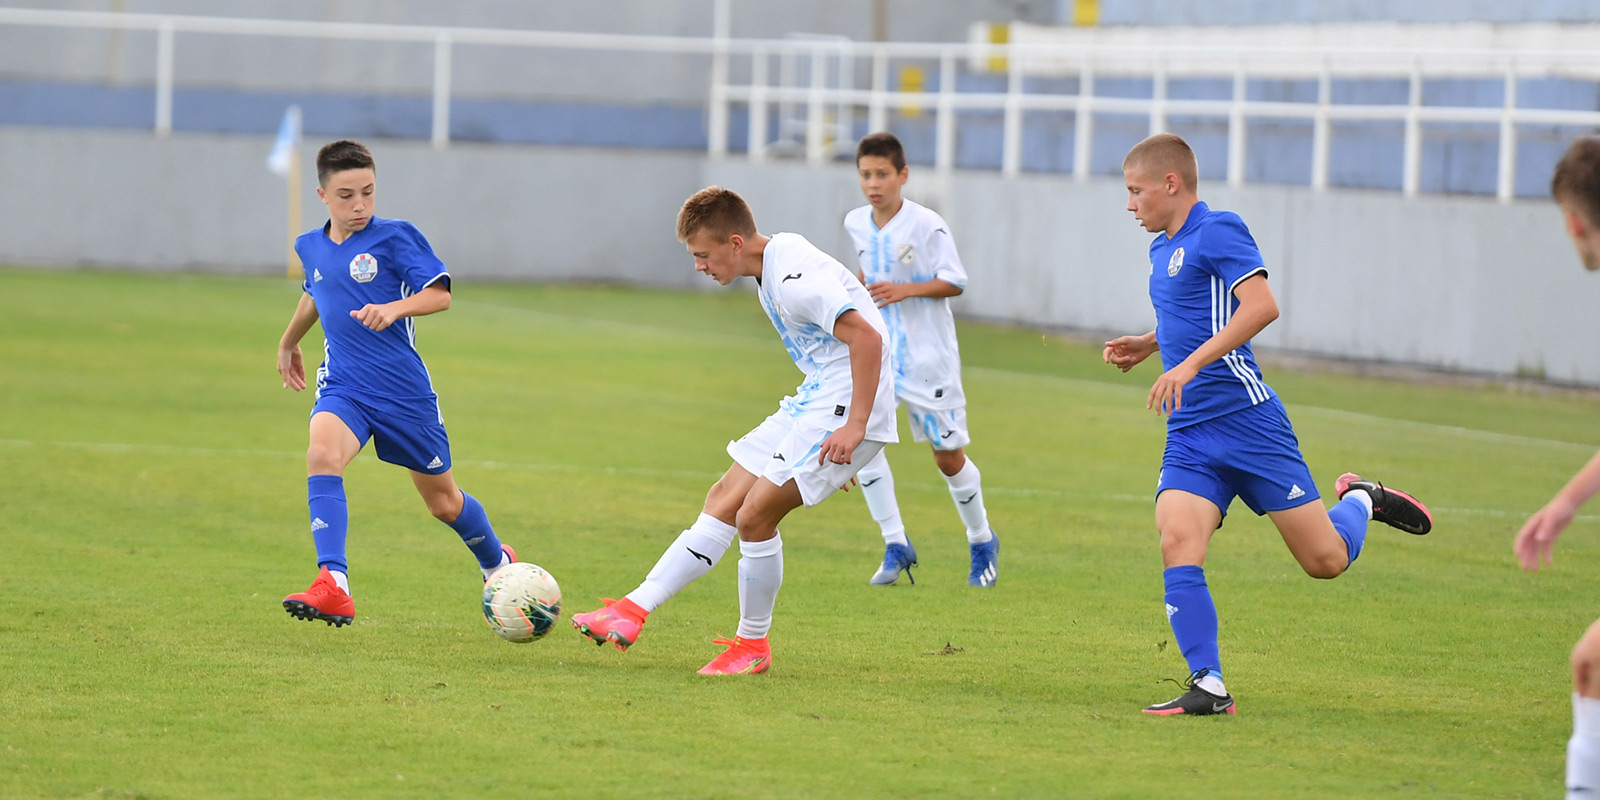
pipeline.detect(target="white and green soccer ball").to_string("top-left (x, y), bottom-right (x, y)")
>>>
top-left (482, 563), bottom-right (562, 643)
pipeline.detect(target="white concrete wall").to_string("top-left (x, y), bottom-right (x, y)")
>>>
top-left (6, 125), bottom-right (1600, 384)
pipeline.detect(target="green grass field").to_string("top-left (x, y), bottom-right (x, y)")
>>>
top-left (2, 267), bottom-right (1596, 798)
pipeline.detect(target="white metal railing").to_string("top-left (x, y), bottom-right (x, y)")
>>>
top-left (4, 7), bottom-right (1600, 200)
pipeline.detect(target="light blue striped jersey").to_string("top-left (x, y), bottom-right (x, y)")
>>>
top-left (297, 216), bottom-right (448, 418)
top-left (757, 233), bottom-right (898, 442)
top-left (1146, 202), bottom-right (1275, 430)
top-left (842, 199), bottom-right (968, 410)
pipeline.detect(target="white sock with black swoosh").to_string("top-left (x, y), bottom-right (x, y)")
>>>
top-left (627, 513), bottom-right (737, 612)
top-left (856, 450), bottom-right (907, 545)
top-left (944, 458), bottom-right (992, 544)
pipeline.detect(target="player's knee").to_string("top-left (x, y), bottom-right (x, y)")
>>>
top-left (1300, 554), bottom-right (1347, 580)
top-left (423, 491), bottom-right (463, 522)
top-left (1574, 631), bottom-right (1600, 695)
top-left (733, 502), bottom-right (779, 542)
top-left (305, 445), bottom-right (344, 475)
top-left (704, 477), bottom-right (743, 519)
top-left (933, 450), bottom-right (965, 476)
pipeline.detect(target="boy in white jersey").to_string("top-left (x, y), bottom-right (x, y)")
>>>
top-left (1512, 135), bottom-right (1600, 797)
top-left (571, 186), bottom-right (897, 675)
top-left (843, 132), bottom-right (999, 588)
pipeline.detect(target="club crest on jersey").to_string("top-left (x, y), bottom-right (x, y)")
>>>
top-left (1167, 247), bottom-right (1185, 277)
top-left (349, 253), bottom-right (378, 283)
top-left (897, 244), bottom-right (916, 264)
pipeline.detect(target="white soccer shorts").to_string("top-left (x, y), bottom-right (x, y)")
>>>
top-left (903, 401), bottom-right (970, 451)
top-left (727, 409), bottom-right (887, 507)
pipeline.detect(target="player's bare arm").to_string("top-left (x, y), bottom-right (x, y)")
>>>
top-left (277, 292), bottom-right (321, 391)
top-left (1103, 331), bottom-right (1159, 372)
top-left (1515, 448), bottom-right (1600, 570)
top-left (1149, 274), bottom-right (1278, 415)
top-left (817, 309), bottom-right (882, 466)
top-left (867, 277), bottom-right (962, 308)
top-left (350, 283), bottom-right (451, 332)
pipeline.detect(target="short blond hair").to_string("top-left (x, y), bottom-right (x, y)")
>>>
top-left (676, 186), bottom-right (757, 242)
top-left (1123, 133), bottom-right (1199, 192)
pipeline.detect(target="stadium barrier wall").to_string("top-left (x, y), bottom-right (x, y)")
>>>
top-left (8, 126), bottom-right (1600, 384)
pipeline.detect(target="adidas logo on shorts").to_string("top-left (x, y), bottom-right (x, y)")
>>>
top-left (1286, 484), bottom-right (1306, 501)
top-left (426, 456), bottom-right (443, 469)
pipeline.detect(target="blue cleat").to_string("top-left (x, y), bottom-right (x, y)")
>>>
top-left (968, 531), bottom-right (999, 587)
top-left (869, 541), bottom-right (918, 586)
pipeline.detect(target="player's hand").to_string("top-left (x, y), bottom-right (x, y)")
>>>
top-left (350, 303), bottom-right (400, 331)
top-left (1514, 499), bottom-right (1577, 571)
top-left (277, 344), bottom-right (306, 391)
top-left (1148, 362), bottom-right (1199, 415)
top-left (867, 281), bottom-right (911, 307)
top-left (1103, 335), bottom-right (1155, 372)
top-left (838, 476), bottom-right (859, 493)
top-left (817, 422), bottom-right (866, 466)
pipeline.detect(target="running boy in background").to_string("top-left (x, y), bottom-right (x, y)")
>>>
top-left (276, 139), bottom-right (515, 627)
top-left (1511, 135), bottom-right (1600, 797)
top-left (843, 132), bottom-right (999, 588)
top-left (572, 186), bottom-right (897, 675)
top-left (1104, 133), bottom-right (1432, 715)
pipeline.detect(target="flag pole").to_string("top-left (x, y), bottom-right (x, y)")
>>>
top-left (287, 147), bottom-right (302, 280)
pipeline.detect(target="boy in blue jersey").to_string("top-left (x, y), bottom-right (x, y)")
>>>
top-left (275, 140), bottom-right (514, 627)
top-left (1512, 135), bottom-right (1600, 794)
top-left (1104, 133), bottom-right (1433, 715)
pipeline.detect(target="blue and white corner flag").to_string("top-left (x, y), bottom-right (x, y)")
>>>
top-left (266, 105), bottom-right (302, 178)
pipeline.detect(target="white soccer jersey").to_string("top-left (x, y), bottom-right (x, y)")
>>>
top-left (843, 199), bottom-right (968, 410)
top-left (758, 233), bottom-right (898, 443)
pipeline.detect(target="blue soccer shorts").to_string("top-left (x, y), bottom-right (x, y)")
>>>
top-left (1156, 397), bottom-right (1320, 520)
top-left (311, 394), bottom-right (452, 475)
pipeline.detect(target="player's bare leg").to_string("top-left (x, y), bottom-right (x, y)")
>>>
top-left (574, 465), bottom-right (758, 650)
top-left (699, 477), bottom-right (803, 676)
top-left (1267, 501), bottom-right (1352, 579)
top-left (1144, 490), bottom-right (1235, 715)
top-left (283, 411), bottom-right (363, 626)
top-left (1569, 619), bottom-right (1600, 795)
top-left (412, 469), bottom-right (514, 580)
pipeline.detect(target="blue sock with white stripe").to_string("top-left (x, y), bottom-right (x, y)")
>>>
top-left (308, 475), bottom-right (348, 574)
top-left (448, 492), bottom-right (505, 569)
top-left (1164, 565), bottom-right (1221, 682)
top-left (1328, 492), bottom-right (1371, 565)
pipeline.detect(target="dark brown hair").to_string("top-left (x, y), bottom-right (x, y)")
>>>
top-left (856, 131), bottom-right (907, 171)
top-left (316, 139), bottom-right (376, 187)
top-left (1552, 135), bottom-right (1600, 227)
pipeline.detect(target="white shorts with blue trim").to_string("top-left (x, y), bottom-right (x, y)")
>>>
top-left (904, 401), bottom-right (970, 451)
top-left (727, 408), bottom-right (888, 507)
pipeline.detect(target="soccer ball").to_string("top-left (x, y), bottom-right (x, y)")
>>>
top-left (481, 563), bottom-right (562, 643)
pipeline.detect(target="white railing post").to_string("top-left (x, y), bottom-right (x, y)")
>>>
top-left (431, 32), bottom-right (452, 150)
top-left (154, 19), bottom-right (173, 137)
top-left (805, 42), bottom-right (827, 165)
top-left (1497, 60), bottom-right (1518, 203)
top-left (935, 48), bottom-right (956, 176)
top-left (706, 0), bottom-right (730, 157)
top-left (1149, 58), bottom-right (1167, 136)
top-left (1072, 55), bottom-right (1094, 181)
top-left (1001, 42), bottom-right (1022, 178)
top-left (1227, 61), bottom-right (1246, 188)
top-left (833, 40), bottom-right (852, 157)
top-left (867, 47), bottom-right (888, 135)
top-left (748, 46), bottom-right (768, 161)
top-left (1403, 60), bottom-right (1422, 197)
top-left (1311, 59), bottom-right (1330, 191)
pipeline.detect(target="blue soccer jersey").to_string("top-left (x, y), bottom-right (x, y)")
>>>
top-left (297, 216), bottom-right (449, 415)
top-left (1147, 201), bottom-right (1275, 429)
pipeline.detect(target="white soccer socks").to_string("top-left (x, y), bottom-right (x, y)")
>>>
top-left (856, 450), bottom-right (908, 545)
top-left (1570, 693), bottom-right (1600, 798)
top-left (944, 458), bottom-right (994, 544)
top-left (627, 513), bottom-right (738, 612)
top-left (735, 534), bottom-right (784, 640)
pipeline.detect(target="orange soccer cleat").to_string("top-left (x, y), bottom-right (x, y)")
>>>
top-left (696, 636), bottom-right (771, 676)
top-left (571, 597), bottom-right (647, 651)
top-left (283, 566), bottom-right (355, 627)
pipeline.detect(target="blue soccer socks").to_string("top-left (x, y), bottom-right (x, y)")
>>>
top-left (1328, 492), bottom-right (1371, 566)
top-left (1164, 565), bottom-right (1222, 682)
top-left (308, 474), bottom-right (349, 575)
top-left (448, 491), bottom-right (506, 569)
